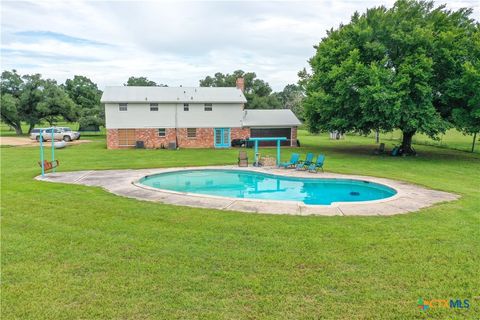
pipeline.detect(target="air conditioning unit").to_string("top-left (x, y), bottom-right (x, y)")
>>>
top-left (168, 142), bottom-right (177, 150)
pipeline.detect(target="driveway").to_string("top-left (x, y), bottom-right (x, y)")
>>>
top-left (0, 136), bottom-right (92, 147)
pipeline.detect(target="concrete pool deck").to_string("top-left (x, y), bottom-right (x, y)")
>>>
top-left (35, 166), bottom-right (459, 216)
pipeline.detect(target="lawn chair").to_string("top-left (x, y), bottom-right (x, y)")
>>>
top-left (296, 153), bottom-right (314, 170)
top-left (307, 155), bottom-right (325, 173)
top-left (238, 150), bottom-right (248, 167)
top-left (278, 153), bottom-right (300, 168)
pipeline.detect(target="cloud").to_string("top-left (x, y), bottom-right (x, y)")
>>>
top-left (1, 0), bottom-right (478, 91)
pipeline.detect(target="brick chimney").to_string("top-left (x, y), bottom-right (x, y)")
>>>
top-left (236, 77), bottom-right (245, 92)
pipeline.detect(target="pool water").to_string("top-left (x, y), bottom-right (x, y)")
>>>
top-left (139, 169), bottom-right (397, 205)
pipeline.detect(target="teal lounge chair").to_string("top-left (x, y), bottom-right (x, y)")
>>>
top-left (296, 153), bottom-right (314, 170)
top-left (279, 153), bottom-right (300, 168)
top-left (307, 155), bottom-right (325, 173)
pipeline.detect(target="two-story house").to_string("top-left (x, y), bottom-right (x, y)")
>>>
top-left (102, 78), bottom-right (301, 149)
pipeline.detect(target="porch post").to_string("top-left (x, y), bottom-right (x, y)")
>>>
top-left (276, 139), bottom-right (280, 166)
top-left (254, 140), bottom-right (259, 166)
top-left (51, 127), bottom-right (55, 172)
top-left (40, 129), bottom-right (45, 177)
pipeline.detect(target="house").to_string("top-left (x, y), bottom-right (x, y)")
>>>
top-left (101, 78), bottom-right (301, 149)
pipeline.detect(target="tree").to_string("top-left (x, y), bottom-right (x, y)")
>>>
top-left (124, 76), bottom-right (166, 87)
top-left (275, 84), bottom-right (305, 120)
top-left (450, 25), bottom-right (480, 152)
top-left (1, 94), bottom-right (23, 134)
top-left (303, 0), bottom-right (477, 154)
top-left (64, 75), bottom-right (103, 130)
top-left (199, 70), bottom-right (281, 109)
top-left (37, 80), bottom-right (77, 126)
top-left (1, 70), bottom-right (24, 134)
top-left (18, 74), bottom-right (46, 133)
top-left (452, 61), bottom-right (480, 152)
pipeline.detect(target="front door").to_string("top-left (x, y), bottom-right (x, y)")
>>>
top-left (214, 128), bottom-right (230, 148)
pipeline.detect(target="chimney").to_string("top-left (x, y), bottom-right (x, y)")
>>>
top-left (236, 77), bottom-right (245, 92)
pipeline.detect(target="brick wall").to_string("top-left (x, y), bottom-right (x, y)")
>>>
top-left (106, 126), bottom-right (298, 149)
top-left (176, 128), bottom-right (215, 148)
top-left (291, 127), bottom-right (298, 147)
top-left (106, 128), bottom-right (176, 149)
top-left (135, 128), bottom-right (176, 149)
top-left (231, 127), bottom-right (250, 140)
top-left (106, 129), bottom-right (119, 149)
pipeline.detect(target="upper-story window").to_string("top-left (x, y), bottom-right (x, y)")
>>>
top-left (184, 103), bottom-right (189, 111)
top-left (204, 103), bottom-right (213, 111)
top-left (150, 103), bottom-right (159, 111)
top-left (119, 103), bottom-right (128, 111)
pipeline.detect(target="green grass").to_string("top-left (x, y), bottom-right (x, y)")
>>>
top-left (2, 121), bottom-right (478, 153)
top-left (2, 130), bottom-right (479, 319)
top-left (365, 129), bottom-right (479, 154)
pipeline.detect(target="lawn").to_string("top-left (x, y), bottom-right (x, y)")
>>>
top-left (1, 130), bottom-right (479, 319)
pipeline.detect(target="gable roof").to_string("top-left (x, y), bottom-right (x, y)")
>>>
top-left (242, 109), bottom-right (301, 127)
top-left (101, 86), bottom-right (247, 103)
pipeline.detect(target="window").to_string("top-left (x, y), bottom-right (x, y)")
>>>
top-left (187, 128), bottom-right (196, 138)
top-left (119, 103), bottom-right (128, 111)
top-left (204, 103), bottom-right (213, 111)
top-left (118, 129), bottom-right (135, 146)
top-left (150, 103), bottom-right (159, 111)
top-left (158, 128), bottom-right (166, 137)
top-left (184, 103), bottom-right (189, 111)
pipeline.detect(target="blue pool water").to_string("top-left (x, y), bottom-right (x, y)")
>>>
top-left (139, 169), bottom-right (396, 205)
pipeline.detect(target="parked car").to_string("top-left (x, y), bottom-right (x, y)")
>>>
top-left (30, 128), bottom-right (47, 141)
top-left (41, 127), bottom-right (81, 142)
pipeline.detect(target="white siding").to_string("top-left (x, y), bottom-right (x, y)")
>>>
top-left (177, 103), bottom-right (243, 128)
top-left (105, 103), bottom-right (243, 129)
top-left (105, 103), bottom-right (176, 129)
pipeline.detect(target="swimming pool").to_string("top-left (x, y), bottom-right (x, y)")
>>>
top-left (139, 169), bottom-right (397, 205)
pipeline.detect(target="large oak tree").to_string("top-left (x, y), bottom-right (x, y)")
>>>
top-left (64, 75), bottom-right (104, 130)
top-left (303, 0), bottom-right (478, 154)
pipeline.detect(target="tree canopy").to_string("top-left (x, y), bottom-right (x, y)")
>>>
top-left (124, 76), bottom-right (167, 87)
top-left (64, 75), bottom-right (104, 130)
top-left (0, 70), bottom-right (23, 134)
top-left (0, 70), bottom-right (78, 133)
top-left (303, 0), bottom-right (479, 153)
top-left (199, 70), bottom-right (281, 109)
top-left (274, 84), bottom-right (305, 120)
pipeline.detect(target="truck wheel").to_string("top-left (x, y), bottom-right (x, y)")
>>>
top-left (63, 136), bottom-right (71, 142)
top-left (36, 136), bottom-right (40, 142)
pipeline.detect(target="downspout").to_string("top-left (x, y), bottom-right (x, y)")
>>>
top-left (175, 103), bottom-right (178, 148)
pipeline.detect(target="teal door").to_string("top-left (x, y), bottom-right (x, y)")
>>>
top-left (214, 128), bottom-right (230, 148)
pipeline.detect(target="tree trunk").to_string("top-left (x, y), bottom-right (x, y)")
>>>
top-left (14, 125), bottom-right (23, 135)
top-left (27, 123), bottom-right (35, 134)
top-left (375, 129), bottom-right (380, 143)
top-left (401, 131), bottom-right (416, 155)
top-left (472, 132), bottom-right (477, 153)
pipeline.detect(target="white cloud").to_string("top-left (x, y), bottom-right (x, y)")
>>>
top-left (1, 0), bottom-right (478, 91)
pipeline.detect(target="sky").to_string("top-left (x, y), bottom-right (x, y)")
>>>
top-left (1, 0), bottom-right (479, 91)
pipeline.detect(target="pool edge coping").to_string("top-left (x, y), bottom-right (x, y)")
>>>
top-left (131, 167), bottom-right (405, 208)
top-left (35, 165), bottom-right (460, 216)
